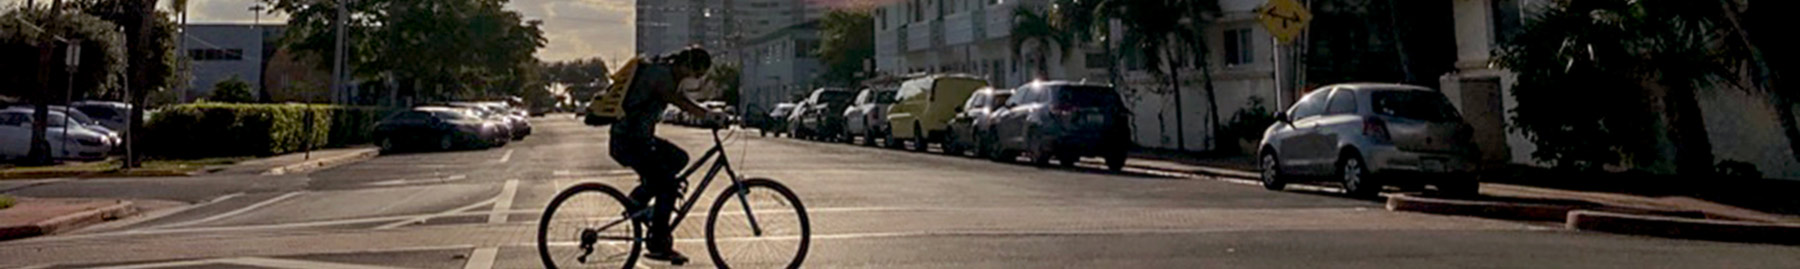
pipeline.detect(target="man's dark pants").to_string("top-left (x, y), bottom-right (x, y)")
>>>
top-left (610, 136), bottom-right (689, 253)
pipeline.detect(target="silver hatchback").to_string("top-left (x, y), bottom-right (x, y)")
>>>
top-left (1257, 83), bottom-right (1480, 197)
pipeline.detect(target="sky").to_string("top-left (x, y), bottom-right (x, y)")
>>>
top-left (3, 0), bottom-right (637, 64)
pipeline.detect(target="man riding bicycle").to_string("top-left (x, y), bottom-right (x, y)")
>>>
top-left (610, 46), bottom-right (726, 264)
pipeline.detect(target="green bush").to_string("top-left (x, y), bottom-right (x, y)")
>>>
top-left (1218, 96), bottom-right (1276, 153)
top-left (144, 103), bottom-right (402, 158)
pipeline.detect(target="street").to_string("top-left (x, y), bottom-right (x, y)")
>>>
top-left (4, 116), bottom-right (1800, 268)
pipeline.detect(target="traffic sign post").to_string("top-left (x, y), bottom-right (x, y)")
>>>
top-left (1257, 0), bottom-right (1312, 109)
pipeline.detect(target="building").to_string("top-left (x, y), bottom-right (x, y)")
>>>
top-left (179, 24), bottom-right (278, 102)
top-left (637, 0), bottom-right (735, 60)
top-left (874, 0), bottom-right (1097, 90)
top-left (738, 21), bottom-right (822, 114)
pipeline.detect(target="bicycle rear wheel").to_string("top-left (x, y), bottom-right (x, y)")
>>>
top-left (705, 178), bottom-right (811, 269)
top-left (539, 183), bottom-right (642, 269)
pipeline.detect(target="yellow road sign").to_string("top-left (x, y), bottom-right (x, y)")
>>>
top-left (1257, 0), bottom-right (1313, 44)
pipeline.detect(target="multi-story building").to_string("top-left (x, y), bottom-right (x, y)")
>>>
top-left (874, 0), bottom-right (1096, 89)
top-left (637, 0), bottom-right (735, 61)
top-left (738, 21), bottom-right (822, 115)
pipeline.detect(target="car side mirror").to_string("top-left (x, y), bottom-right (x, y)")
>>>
top-left (1273, 111), bottom-right (1291, 124)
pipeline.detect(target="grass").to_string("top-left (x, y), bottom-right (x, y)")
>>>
top-left (0, 194), bottom-right (13, 210)
top-left (0, 157), bottom-right (255, 179)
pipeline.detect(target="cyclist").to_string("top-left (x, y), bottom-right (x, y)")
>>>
top-left (610, 46), bottom-right (725, 264)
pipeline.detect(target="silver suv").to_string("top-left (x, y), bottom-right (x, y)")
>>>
top-left (1257, 83), bottom-right (1480, 197)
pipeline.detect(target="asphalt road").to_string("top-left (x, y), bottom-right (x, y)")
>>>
top-left (4, 115), bottom-right (1800, 268)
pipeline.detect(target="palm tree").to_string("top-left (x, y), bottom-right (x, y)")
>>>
top-left (1497, 0), bottom-right (1748, 173)
top-left (1010, 6), bottom-right (1071, 80)
top-left (1095, 0), bottom-right (1220, 151)
top-left (1051, 0), bottom-right (1112, 86)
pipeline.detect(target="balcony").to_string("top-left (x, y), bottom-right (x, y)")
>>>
top-left (907, 21), bottom-right (934, 52)
top-left (945, 12), bottom-right (976, 45)
top-left (984, 3), bottom-right (1014, 39)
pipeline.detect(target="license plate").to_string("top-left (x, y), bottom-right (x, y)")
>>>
top-left (1422, 159), bottom-right (1445, 172)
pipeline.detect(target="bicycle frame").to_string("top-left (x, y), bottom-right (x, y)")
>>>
top-left (608, 128), bottom-right (759, 233)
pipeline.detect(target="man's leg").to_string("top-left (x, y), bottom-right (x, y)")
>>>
top-left (643, 138), bottom-right (689, 255)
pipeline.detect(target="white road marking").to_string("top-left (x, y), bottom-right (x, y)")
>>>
top-left (489, 180), bottom-right (519, 223)
top-left (496, 149), bottom-right (514, 163)
top-left (446, 174), bottom-right (468, 181)
top-left (374, 197), bottom-right (498, 229)
top-left (77, 206), bottom-right (906, 238)
top-left (89, 257), bottom-right (410, 269)
top-left (461, 247), bottom-right (498, 269)
top-left (85, 192), bottom-right (245, 233)
top-left (144, 192), bottom-right (304, 230)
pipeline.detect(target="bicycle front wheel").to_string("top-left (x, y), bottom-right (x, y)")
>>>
top-left (539, 183), bottom-right (642, 269)
top-left (705, 178), bottom-right (811, 269)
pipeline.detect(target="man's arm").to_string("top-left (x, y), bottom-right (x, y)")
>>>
top-left (656, 80), bottom-right (710, 117)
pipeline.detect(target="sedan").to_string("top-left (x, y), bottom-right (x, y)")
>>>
top-left (0, 108), bottom-right (117, 161)
top-left (372, 107), bottom-right (506, 152)
top-left (946, 87), bottom-right (1012, 157)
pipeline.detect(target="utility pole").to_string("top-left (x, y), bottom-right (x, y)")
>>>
top-left (331, 0), bottom-right (349, 104)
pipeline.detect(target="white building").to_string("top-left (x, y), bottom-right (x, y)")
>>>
top-left (179, 24), bottom-right (284, 102)
top-left (874, 0), bottom-right (1096, 89)
top-left (637, 0), bottom-right (732, 59)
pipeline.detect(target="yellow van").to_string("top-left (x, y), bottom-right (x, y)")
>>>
top-left (886, 74), bottom-right (989, 151)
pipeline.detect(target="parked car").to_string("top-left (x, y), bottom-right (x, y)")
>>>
top-left (1257, 83), bottom-right (1480, 197)
top-left (0, 108), bottom-right (118, 161)
top-left (989, 81), bottom-right (1131, 171)
top-left (9, 105), bottom-right (119, 140)
top-left (70, 101), bottom-right (130, 131)
top-left (791, 88), bottom-right (856, 141)
top-left (373, 107), bottom-right (507, 152)
top-left (843, 87), bottom-right (897, 146)
top-left (761, 103), bottom-right (797, 137)
top-left (886, 74), bottom-right (988, 151)
top-left (945, 87), bottom-right (1013, 157)
top-left (450, 102), bottom-right (530, 140)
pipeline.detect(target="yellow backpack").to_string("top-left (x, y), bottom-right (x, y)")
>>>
top-left (584, 57), bottom-right (643, 126)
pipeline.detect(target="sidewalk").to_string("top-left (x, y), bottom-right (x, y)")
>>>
top-left (1122, 149), bottom-right (1800, 223)
top-left (0, 197), bottom-right (138, 240)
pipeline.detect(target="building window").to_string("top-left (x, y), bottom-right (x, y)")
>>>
top-left (189, 48), bottom-right (244, 61)
top-left (1223, 28), bottom-right (1253, 66)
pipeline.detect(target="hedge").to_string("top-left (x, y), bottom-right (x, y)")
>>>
top-left (144, 103), bottom-right (403, 158)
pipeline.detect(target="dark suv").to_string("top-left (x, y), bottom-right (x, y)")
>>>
top-left (793, 88), bottom-right (857, 141)
top-left (989, 81), bottom-right (1131, 171)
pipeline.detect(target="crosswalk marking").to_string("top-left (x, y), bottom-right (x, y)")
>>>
top-left (490, 180), bottom-right (520, 223)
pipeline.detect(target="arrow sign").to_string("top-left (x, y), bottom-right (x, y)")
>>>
top-left (1257, 0), bottom-right (1313, 44)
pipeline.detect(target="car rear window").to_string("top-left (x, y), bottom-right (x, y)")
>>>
top-left (820, 91), bottom-right (855, 104)
top-left (1372, 90), bottom-right (1461, 122)
top-left (874, 91), bottom-right (897, 104)
top-left (1050, 85), bottom-right (1123, 108)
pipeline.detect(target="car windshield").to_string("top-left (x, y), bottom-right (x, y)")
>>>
top-left (1051, 85), bottom-right (1122, 108)
top-left (1372, 90), bottom-right (1461, 122)
top-left (74, 106), bottom-right (118, 120)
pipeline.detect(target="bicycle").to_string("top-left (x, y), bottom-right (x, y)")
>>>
top-left (538, 126), bottom-right (811, 268)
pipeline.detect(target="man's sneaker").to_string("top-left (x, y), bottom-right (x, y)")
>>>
top-left (644, 250), bottom-right (690, 265)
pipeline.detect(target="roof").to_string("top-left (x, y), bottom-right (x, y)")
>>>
top-left (1021, 79), bottom-right (1114, 88)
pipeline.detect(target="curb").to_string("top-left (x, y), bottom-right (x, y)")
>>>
top-left (0, 201), bottom-right (137, 241)
top-left (1121, 161), bottom-right (1260, 179)
top-left (263, 148), bottom-right (380, 175)
top-left (1568, 210), bottom-right (1800, 245)
top-left (1386, 194), bottom-right (1588, 222)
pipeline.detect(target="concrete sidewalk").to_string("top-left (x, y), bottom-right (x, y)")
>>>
top-left (0, 197), bottom-right (137, 241)
top-left (208, 147), bottom-right (380, 176)
top-left (1123, 152), bottom-right (1799, 221)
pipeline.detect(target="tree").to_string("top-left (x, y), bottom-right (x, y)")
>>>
top-left (2, 4), bottom-right (132, 165)
top-left (1009, 7), bottom-right (1071, 79)
top-left (542, 57), bottom-right (610, 98)
top-left (208, 76), bottom-right (256, 103)
top-left (1051, 0), bottom-right (1114, 87)
top-left (709, 64), bottom-right (742, 105)
top-left (1498, 0), bottom-right (1749, 173)
top-left (818, 10), bottom-right (874, 86)
top-left (1094, 0), bottom-right (1221, 151)
top-left (268, 0), bottom-right (547, 103)
top-left (74, 0), bottom-right (176, 168)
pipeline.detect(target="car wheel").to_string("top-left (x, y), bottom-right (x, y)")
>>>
top-left (862, 125), bottom-right (876, 147)
top-left (942, 126), bottom-right (963, 156)
top-left (1339, 154), bottom-right (1379, 198)
top-left (1260, 153), bottom-right (1286, 191)
top-left (975, 130), bottom-right (992, 159)
top-left (439, 135), bottom-right (456, 151)
top-left (912, 123), bottom-right (928, 152)
top-left (1028, 132), bottom-right (1051, 166)
top-left (379, 137), bottom-right (397, 153)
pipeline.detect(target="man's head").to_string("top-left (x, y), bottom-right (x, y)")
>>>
top-left (666, 46), bottom-right (713, 80)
